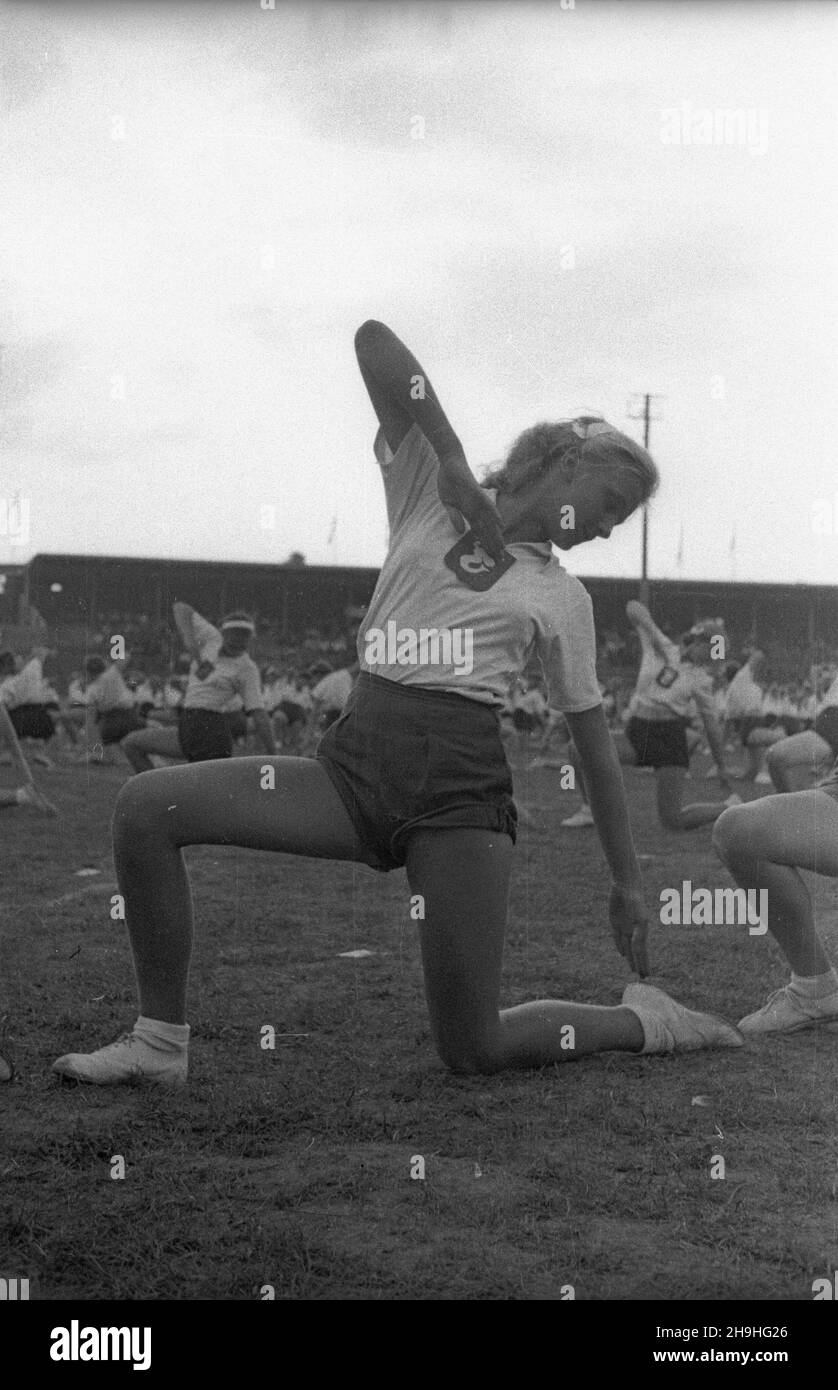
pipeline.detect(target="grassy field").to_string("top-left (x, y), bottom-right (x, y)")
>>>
top-left (1, 749), bottom-right (837, 1301)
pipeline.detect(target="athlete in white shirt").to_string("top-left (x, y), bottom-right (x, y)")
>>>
top-left (562, 603), bottom-right (740, 830)
top-left (55, 318), bottom-right (743, 1088)
top-left (120, 607), bottom-right (276, 773)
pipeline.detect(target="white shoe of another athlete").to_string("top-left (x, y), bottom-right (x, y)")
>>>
top-left (53, 1031), bottom-right (188, 1087)
top-left (623, 983), bottom-right (745, 1053)
top-left (17, 784), bottom-right (58, 817)
top-left (561, 806), bottom-right (595, 828)
top-left (737, 984), bottom-right (838, 1036)
top-left (723, 792), bottom-right (743, 807)
top-left (755, 769), bottom-right (773, 785)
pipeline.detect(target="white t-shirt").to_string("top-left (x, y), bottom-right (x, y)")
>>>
top-left (312, 668), bottom-right (354, 710)
top-left (725, 663), bottom-right (764, 720)
top-left (85, 665), bottom-right (135, 715)
top-left (820, 673), bottom-right (838, 712)
top-left (0, 657), bottom-right (46, 709)
top-left (358, 424), bottom-right (602, 713)
top-left (163, 681), bottom-right (184, 709)
top-left (183, 614), bottom-right (264, 714)
top-left (630, 629), bottom-right (716, 722)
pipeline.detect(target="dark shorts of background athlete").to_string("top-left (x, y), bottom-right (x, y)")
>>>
top-left (316, 671), bottom-right (518, 872)
top-left (98, 707), bottom-right (146, 745)
top-left (178, 708), bottom-right (234, 762)
top-left (625, 714), bottom-right (690, 769)
top-left (225, 710), bottom-right (249, 743)
top-left (813, 706), bottom-right (838, 757)
top-left (276, 700), bottom-right (306, 726)
top-left (8, 704), bottom-right (55, 741)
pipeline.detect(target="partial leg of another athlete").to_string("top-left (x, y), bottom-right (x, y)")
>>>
top-left (0, 785), bottom-right (57, 815)
top-left (121, 725), bottom-right (184, 773)
top-left (655, 765), bottom-right (736, 831)
top-left (766, 729), bottom-right (832, 793)
top-left (713, 792), bottom-right (838, 1033)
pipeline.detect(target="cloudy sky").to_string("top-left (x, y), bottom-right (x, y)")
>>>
top-left (1, 0), bottom-right (836, 586)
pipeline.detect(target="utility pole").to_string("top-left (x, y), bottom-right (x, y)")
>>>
top-left (627, 393), bottom-right (664, 607)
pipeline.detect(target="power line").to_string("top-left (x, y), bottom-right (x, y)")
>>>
top-left (626, 393), bottom-right (665, 605)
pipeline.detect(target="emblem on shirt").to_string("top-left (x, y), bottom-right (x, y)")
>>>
top-left (443, 531), bottom-right (516, 591)
top-left (655, 664), bottom-right (679, 689)
top-left (195, 660), bottom-right (215, 681)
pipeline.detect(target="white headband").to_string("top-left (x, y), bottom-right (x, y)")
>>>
top-left (221, 620), bottom-right (255, 634)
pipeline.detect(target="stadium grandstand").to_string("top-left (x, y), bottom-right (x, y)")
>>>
top-left (1, 553), bottom-right (837, 685)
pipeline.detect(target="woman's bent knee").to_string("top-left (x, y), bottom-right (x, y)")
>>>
top-left (113, 772), bottom-right (170, 848)
top-left (712, 804), bottom-right (748, 860)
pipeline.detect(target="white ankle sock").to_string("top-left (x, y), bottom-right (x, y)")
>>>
top-left (790, 970), bottom-right (838, 1000)
top-left (136, 1016), bottom-right (190, 1047)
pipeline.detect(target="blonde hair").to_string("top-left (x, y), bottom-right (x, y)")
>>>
top-left (482, 416), bottom-right (659, 503)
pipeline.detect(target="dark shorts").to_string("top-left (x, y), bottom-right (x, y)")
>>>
top-left (316, 672), bottom-right (518, 873)
top-left (779, 717), bottom-right (803, 737)
top-left (814, 706), bottom-right (838, 757)
top-left (626, 715), bottom-right (690, 770)
top-left (8, 704), bottom-right (55, 740)
top-left (98, 707), bottom-right (146, 745)
top-left (178, 708), bottom-right (233, 762)
top-left (276, 700), bottom-right (306, 726)
top-left (733, 715), bottom-right (774, 745)
top-left (225, 710), bottom-right (249, 742)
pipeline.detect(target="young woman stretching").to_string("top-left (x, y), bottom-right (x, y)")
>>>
top-left (562, 602), bottom-right (740, 830)
top-left (54, 320), bottom-right (743, 1086)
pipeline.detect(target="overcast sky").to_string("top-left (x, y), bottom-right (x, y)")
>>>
top-left (1, 0), bottom-right (836, 586)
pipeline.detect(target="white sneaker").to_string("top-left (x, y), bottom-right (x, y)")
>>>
top-left (17, 784), bottom-right (58, 817)
top-left (53, 1030), bottom-right (188, 1087)
top-left (755, 770), bottom-right (773, 785)
top-left (723, 792), bottom-right (743, 807)
top-left (623, 983), bottom-right (745, 1053)
top-left (738, 984), bottom-right (838, 1036)
top-left (561, 806), bottom-right (595, 828)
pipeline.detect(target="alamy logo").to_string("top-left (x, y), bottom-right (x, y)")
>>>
top-left (50, 1321), bottom-right (151, 1371)
top-left (659, 882), bottom-right (767, 934)
top-left (364, 621), bottom-right (473, 676)
top-left (0, 1277), bottom-right (30, 1299)
top-left (660, 103), bottom-right (768, 154)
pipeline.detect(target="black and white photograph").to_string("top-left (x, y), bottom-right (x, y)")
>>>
top-left (1, 0), bottom-right (836, 1341)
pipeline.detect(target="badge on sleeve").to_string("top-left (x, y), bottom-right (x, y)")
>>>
top-left (443, 531), bottom-right (516, 591)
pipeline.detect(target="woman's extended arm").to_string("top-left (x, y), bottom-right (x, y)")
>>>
top-left (354, 320), bottom-right (504, 560)
top-left (172, 603), bottom-right (205, 662)
top-left (354, 319), bottom-right (464, 464)
top-left (564, 703), bottom-right (650, 975)
top-left (625, 600), bottom-right (672, 662)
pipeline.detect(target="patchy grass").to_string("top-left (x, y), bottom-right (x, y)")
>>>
top-left (1, 752), bottom-right (837, 1300)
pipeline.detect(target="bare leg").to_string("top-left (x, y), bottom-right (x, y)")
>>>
top-left (713, 792), bottom-right (838, 975)
top-left (656, 766), bottom-right (730, 830)
top-left (113, 757), bottom-right (368, 1022)
top-left (122, 725), bottom-right (184, 773)
top-left (405, 828), bottom-right (643, 1072)
top-left (766, 729), bottom-right (832, 793)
